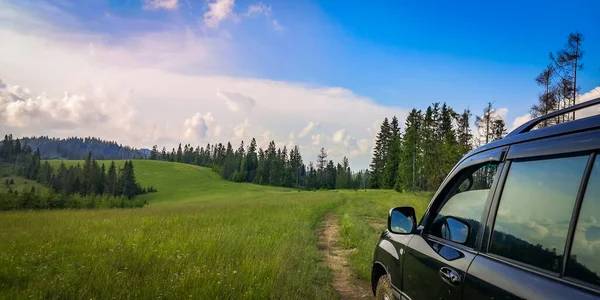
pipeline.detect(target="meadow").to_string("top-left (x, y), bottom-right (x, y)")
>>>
top-left (0, 160), bottom-right (431, 299)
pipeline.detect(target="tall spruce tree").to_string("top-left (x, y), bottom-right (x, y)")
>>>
top-left (316, 148), bottom-right (328, 188)
top-left (396, 109), bottom-right (422, 192)
top-left (176, 144), bottom-right (183, 162)
top-left (421, 106), bottom-right (437, 190)
top-left (456, 109), bottom-right (473, 155)
top-left (246, 138), bottom-right (258, 182)
top-left (383, 116), bottom-right (401, 189)
top-left (369, 118), bottom-right (390, 188)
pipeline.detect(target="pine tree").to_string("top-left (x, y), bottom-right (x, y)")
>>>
top-left (269, 148), bottom-right (283, 186)
top-left (82, 152), bottom-right (94, 195)
top-left (254, 148), bottom-right (266, 185)
top-left (246, 138), bottom-right (258, 182)
top-left (396, 110), bottom-right (421, 191)
top-left (176, 144), bottom-right (183, 162)
top-left (383, 116), bottom-right (401, 189)
top-left (439, 103), bottom-right (460, 183)
top-left (289, 145), bottom-right (303, 187)
top-left (369, 118), bottom-right (390, 188)
top-left (475, 102), bottom-right (502, 146)
top-left (160, 147), bottom-right (167, 160)
top-left (221, 142), bottom-right (236, 180)
top-left (264, 141), bottom-right (277, 185)
top-left (106, 161), bottom-right (117, 196)
top-left (421, 106), bottom-right (437, 190)
top-left (326, 160), bottom-right (336, 189)
top-left (531, 66), bottom-right (558, 127)
top-left (490, 119), bottom-right (507, 141)
top-left (335, 156), bottom-right (351, 189)
top-left (281, 146), bottom-right (293, 187)
top-left (306, 162), bottom-right (317, 190)
top-left (316, 148), bottom-right (327, 188)
top-left (456, 109), bottom-right (473, 155)
top-left (151, 145), bottom-right (159, 160)
top-left (551, 32), bottom-right (584, 121)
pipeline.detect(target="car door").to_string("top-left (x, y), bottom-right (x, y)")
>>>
top-left (464, 130), bottom-right (600, 299)
top-left (400, 147), bottom-right (506, 300)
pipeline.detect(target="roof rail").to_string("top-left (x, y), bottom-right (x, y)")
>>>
top-left (507, 96), bottom-right (600, 137)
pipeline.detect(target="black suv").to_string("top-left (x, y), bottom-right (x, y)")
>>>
top-left (372, 97), bottom-right (600, 300)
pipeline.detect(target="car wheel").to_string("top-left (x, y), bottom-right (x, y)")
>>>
top-left (375, 275), bottom-right (393, 300)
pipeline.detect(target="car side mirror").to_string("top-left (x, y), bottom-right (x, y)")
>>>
top-left (388, 207), bottom-right (417, 234)
top-left (440, 216), bottom-right (470, 244)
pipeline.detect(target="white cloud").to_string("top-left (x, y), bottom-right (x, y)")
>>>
top-left (272, 20), bottom-right (285, 31)
top-left (234, 118), bottom-right (249, 138)
top-left (0, 79), bottom-right (134, 131)
top-left (204, 0), bottom-right (236, 28)
top-left (245, 2), bottom-right (271, 17)
top-left (509, 113), bottom-right (532, 133)
top-left (576, 87), bottom-right (600, 119)
top-left (495, 107), bottom-right (508, 121)
top-left (262, 131), bottom-right (273, 144)
top-left (332, 129), bottom-right (346, 144)
top-left (298, 121), bottom-right (319, 138)
top-left (312, 134), bottom-right (322, 146)
top-left (213, 125), bottom-right (223, 137)
top-left (143, 0), bottom-right (179, 10)
top-left (218, 90), bottom-right (256, 113)
top-left (183, 112), bottom-right (215, 141)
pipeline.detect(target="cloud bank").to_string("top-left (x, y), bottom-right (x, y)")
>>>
top-left (0, 1), bottom-right (406, 169)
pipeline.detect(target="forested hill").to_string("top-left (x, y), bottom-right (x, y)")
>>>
top-left (14, 136), bottom-right (149, 160)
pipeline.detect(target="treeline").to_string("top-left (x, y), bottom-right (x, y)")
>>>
top-left (149, 140), bottom-right (370, 190)
top-left (0, 134), bottom-right (154, 210)
top-left (17, 136), bottom-right (148, 160)
top-left (369, 103), bottom-right (506, 192)
top-left (0, 189), bottom-right (147, 210)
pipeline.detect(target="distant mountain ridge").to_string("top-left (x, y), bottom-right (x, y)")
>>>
top-left (12, 136), bottom-right (148, 160)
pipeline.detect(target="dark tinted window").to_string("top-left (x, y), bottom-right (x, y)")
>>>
top-left (490, 156), bottom-right (588, 273)
top-left (567, 156), bottom-right (600, 286)
top-left (431, 163), bottom-right (499, 247)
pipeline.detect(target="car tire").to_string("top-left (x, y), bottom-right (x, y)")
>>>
top-left (375, 274), bottom-right (393, 300)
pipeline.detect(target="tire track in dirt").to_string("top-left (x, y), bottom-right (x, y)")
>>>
top-left (317, 213), bottom-right (372, 300)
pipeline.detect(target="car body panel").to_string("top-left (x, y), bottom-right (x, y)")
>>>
top-left (401, 235), bottom-right (476, 300)
top-left (464, 255), bottom-right (600, 300)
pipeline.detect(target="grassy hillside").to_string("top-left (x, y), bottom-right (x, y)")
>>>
top-left (2, 160), bottom-right (432, 299)
top-left (0, 176), bottom-right (47, 194)
top-left (46, 160), bottom-right (286, 204)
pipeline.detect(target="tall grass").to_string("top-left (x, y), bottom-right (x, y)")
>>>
top-left (335, 190), bottom-right (432, 280)
top-left (2, 160), bottom-right (432, 298)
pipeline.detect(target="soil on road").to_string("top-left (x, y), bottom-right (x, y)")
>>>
top-left (317, 214), bottom-right (372, 300)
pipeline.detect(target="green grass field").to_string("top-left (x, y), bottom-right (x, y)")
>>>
top-left (1, 160), bottom-right (431, 299)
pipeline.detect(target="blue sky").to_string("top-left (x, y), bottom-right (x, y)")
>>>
top-left (1, 0), bottom-right (599, 168)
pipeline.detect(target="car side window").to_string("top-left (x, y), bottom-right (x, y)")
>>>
top-left (430, 162), bottom-right (500, 248)
top-left (566, 156), bottom-right (600, 287)
top-left (489, 156), bottom-right (588, 273)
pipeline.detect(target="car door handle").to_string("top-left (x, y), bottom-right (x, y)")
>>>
top-left (439, 267), bottom-right (461, 285)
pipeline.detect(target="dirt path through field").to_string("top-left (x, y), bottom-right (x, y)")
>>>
top-left (317, 214), bottom-right (372, 300)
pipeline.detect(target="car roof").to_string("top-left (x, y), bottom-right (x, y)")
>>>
top-left (466, 96), bottom-right (600, 159)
